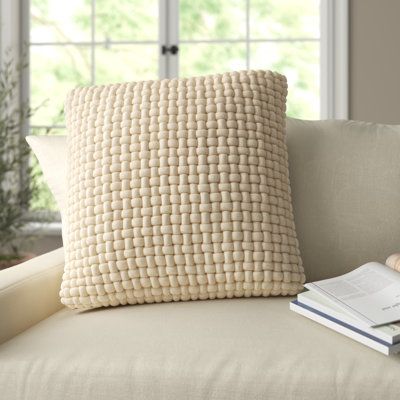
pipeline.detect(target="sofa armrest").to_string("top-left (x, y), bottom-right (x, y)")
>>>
top-left (0, 247), bottom-right (64, 345)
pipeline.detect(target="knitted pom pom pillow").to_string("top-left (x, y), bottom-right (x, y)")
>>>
top-left (62, 70), bottom-right (305, 309)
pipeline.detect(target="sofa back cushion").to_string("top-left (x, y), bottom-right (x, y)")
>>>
top-left (286, 118), bottom-right (400, 282)
top-left (61, 71), bottom-right (305, 309)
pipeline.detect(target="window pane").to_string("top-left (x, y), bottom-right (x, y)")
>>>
top-left (180, 0), bottom-right (246, 40)
top-left (31, 0), bottom-right (90, 43)
top-left (250, 41), bottom-right (319, 119)
top-left (30, 45), bottom-right (91, 126)
top-left (95, 45), bottom-right (158, 84)
top-left (95, 0), bottom-right (158, 42)
top-left (30, 127), bottom-right (66, 136)
top-left (179, 43), bottom-right (246, 77)
top-left (250, 0), bottom-right (320, 39)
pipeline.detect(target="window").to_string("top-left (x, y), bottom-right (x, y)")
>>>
top-left (0, 0), bottom-right (348, 213)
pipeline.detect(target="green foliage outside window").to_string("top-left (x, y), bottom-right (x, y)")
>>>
top-left (0, 55), bottom-right (39, 255)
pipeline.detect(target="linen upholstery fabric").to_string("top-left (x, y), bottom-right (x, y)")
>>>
top-left (62, 70), bottom-right (304, 309)
top-left (286, 118), bottom-right (400, 282)
top-left (2, 296), bottom-right (400, 400)
top-left (0, 248), bottom-right (64, 345)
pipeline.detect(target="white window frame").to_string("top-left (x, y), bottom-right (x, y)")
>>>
top-left (1, 0), bottom-right (349, 120)
top-left (0, 0), bottom-right (348, 234)
top-left (164, 0), bottom-right (349, 121)
top-left (163, 0), bottom-right (349, 120)
top-left (320, 0), bottom-right (349, 119)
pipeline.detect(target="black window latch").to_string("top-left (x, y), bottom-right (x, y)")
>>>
top-left (161, 45), bottom-right (179, 55)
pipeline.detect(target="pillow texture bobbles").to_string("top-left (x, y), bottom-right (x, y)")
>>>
top-left (62, 70), bottom-right (305, 309)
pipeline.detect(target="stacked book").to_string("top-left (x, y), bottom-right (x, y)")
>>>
top-left (290, 261), bottom-right (400, 355)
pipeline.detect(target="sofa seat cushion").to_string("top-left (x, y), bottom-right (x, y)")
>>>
top-left (1, 298), bottom-right (400, 400)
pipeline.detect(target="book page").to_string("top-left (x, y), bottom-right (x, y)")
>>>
top-left (305, 262), bottom-right (400, 326)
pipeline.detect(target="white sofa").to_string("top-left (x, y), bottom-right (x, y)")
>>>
top-left (2, 119), bottom-right (400, 400)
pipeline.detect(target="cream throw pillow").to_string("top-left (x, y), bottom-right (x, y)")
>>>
top-left (62, 70), bottom-right (304, 309)
top-left (26, 135), bottom-right (68, 244)
top-left (26, 135), bottom-right (67, 210)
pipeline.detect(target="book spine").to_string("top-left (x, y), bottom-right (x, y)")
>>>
top-left (297, 295), bottom-right (395, 344)
top-left (290, 301), bottom-right (390, 355)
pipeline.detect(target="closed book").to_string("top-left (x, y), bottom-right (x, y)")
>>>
top-left (290, 300), bottom-right (400, 355)
top-left (298, 290), bottom-right (400, 344)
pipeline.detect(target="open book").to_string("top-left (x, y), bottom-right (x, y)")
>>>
top-left (305, 262), bottom-right (400, 327)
